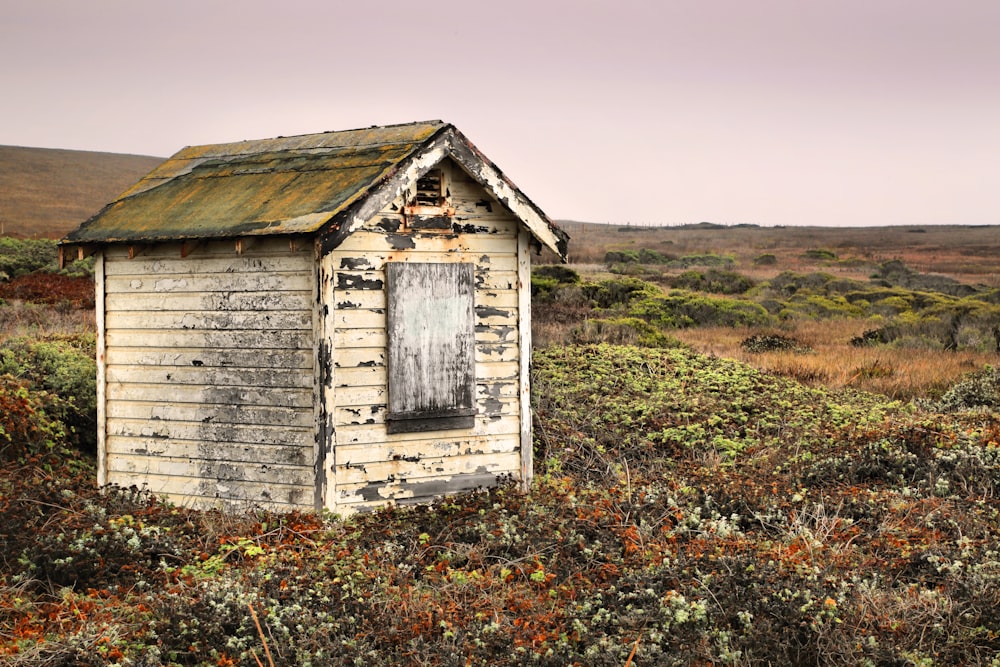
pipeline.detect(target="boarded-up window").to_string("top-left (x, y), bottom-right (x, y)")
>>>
top-left (386, 262), bottom-right (476, 433)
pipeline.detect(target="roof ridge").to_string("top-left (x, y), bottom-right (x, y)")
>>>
top-left (178, 120), bottom-right (450, 154)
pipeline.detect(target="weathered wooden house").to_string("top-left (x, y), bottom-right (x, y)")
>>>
top-left (61, 121), bottom-right (568, 514)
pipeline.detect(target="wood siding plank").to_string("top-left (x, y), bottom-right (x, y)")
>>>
top-left (335, 450), bottom-right (522, 486)
top-left (108, 419), bottom-right (313, 447)
top-left (334, 328), bottom-right (386, 348)
top-left (96, 251), bottom-right (108, 487)
top-left (335, 396), bottom-right (515, 427)
top-left (106, 310), bottom-right (312, 331)
top-left (107, 383), bottom-right (313, 408)
top-left (332, 433), bottom-right (520, 465)
top-left (107, 437), bottom-right (314, 466)
top-left (106, 330), bottom-right (313, 350)
top-left (333, 230), bottom-right (518, 256)
top-left (332, 252), bottom-right (517, 272)
top-left (105, 348), bottom-right (313, 370)
top-left (517, 229), bottom-right (534, 490)
top-left (106, 291), bottom-right (313, 312)
top-left (336, 415), bottom-right (520, 446)
top-left (107, 400), bottom-right (314, 427)
top-left (106, 365), bottom-right (314, 388)
top-left (105, 271), bottom-right (312, 294)
top-left (104, 471), bottom-right (313, 508)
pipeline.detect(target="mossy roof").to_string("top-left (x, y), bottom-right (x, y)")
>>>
top-left (63, 121), bottom-right (567, 259)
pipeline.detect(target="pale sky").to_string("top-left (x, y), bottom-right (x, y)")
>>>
top-left (3, 0), bottom-right (999, 227)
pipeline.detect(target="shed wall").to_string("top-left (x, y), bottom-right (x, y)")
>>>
top-left (100, 239), bottom-right (318, 508)
top-left (322, 160), bottom-right (529, 512)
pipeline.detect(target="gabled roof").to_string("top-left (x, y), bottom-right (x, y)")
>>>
top-left (63, 121), bottom-right (568, 259)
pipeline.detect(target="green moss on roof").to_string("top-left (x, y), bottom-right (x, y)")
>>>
top-left (66, 121), bottom-right (448, 243)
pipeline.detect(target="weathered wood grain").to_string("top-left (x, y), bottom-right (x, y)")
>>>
top-left (107, 437), bottom-right (313, 466)
top-left (106, 348), bottom-right (314, 370)
top-left (107, 365), bottom-right (314, 388)
top-left (106, 330), bottom-right (313, 350)
top-left (332, 432), bottom-right (520, 466)
top-left (107, 419), bottom-right (313, 447)
top-left (107, 400), bottom-right (314, 427)
top-left (104, 471), bottom-right (313, 508)
top-left (102, 244), bottom-right (319, 510)
top-left (106, 310), bottom-right (312, 331)
top-left (105, 271), bottom-right (312, 294)
top-left (111, 383), bottom-right (313, 408)
top-left (335, 415), bottom-right (520, 446)
top-left (334, 396), bottom-right (515, 427)
top-left (336, 450), bottom-right (522, 486)
top-left (106, 291), bottom-right (313, 312)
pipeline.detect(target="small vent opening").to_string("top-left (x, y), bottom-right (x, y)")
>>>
top-left (415, 169), bottom-right (444, 207)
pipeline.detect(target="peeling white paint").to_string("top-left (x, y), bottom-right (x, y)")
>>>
top-left (98, 155), bottom-right (550, 514)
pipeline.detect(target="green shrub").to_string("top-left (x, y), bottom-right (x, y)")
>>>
top-left (848, 300), bottom-right (1000, 351)
top-left (0, 334), bottom-right (97, 451)
top-left (530, 275), bottom-right (560, 300)
top-left (637, 247), bottom-right (674, 264)
top-left (608, 261), bottom-right (659, 276)
top-left (872, 260), bottom-right (979, 297)
top-left (533, 265), bottom-right (580, 284)
top-left (753, 253), bottom-right (777, 266)
top-left (980, 289), bottom-right (1000, 305)
top-left (630, 291), bottom-right (772, 329)
top-left (672, 269), bottom-right (754, 295)
top-left (666, 253), bottom-right (735, 269)
top-left (802, 248), bottom-right (838, 261)
top-left (531, 267), bottom-right (586, 302)
top-left (763, 271), bottom-right (836, 296)
top-left (931, 366), bottom-right (1000, 412)
top-left (0, 237), bottom-right (59, 279)
top-left (582, 277), bottom-right (662, 308)
top-left (60, 254), bottom-right (96, 278)
top-left (0, 374), bottom-right (67, 462)
top-left (570, 317), bottom-right (684, 349)
top-left (741, 334), bottom-right (810, 354)
top-left (782, 294), bottom-right (865, 319)
top-left (824, 278), bottom-right (867, 294)
top-left (604, 249), bottom-right (640, 265)
top-left (604, 248), bottom-right (677, 266)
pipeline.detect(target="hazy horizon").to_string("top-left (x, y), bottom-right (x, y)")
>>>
top-left (3, 0), bottom-right (998, 228)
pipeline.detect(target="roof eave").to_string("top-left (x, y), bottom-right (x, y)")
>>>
top-left (443, 127), bottom-right (568, 261)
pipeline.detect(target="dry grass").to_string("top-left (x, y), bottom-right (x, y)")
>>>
top-left (673, 319), bottom-right (996, 401)
top-left (0, 301), bottom-right (96, 342)
top-left (0, 146), bottom-right (162, 238)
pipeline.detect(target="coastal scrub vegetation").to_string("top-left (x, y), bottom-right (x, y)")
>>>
top-left (3, 228), bottom-right (1000, 664)
top-left (3, 344), bottom-right (1000, 664)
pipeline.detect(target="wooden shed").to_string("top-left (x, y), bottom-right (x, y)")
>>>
top-left (61, 121), bottom-right (568, 514)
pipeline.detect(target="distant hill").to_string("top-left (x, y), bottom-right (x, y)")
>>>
top-left (0, 146), bottom-right (163, 239)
